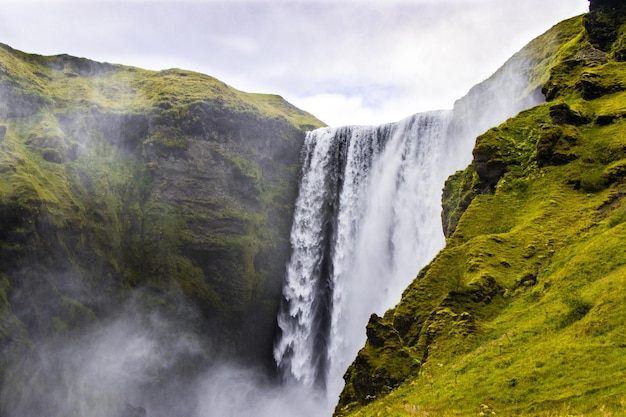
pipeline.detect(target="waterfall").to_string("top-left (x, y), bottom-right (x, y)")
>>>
top-left (273, 111), bottom-right (453, 398)
top-left (274, 51), bottom-right (544, 410)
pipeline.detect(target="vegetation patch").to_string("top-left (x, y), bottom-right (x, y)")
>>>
top-left (338, 10), bottom-right (626, 417)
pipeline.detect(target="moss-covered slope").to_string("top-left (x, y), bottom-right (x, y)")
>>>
top-left (337, 6), bottom-right (626, 417)
top-left (0, 44), bottom-right (324, 372)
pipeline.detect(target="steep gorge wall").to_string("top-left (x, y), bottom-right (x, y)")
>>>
top-left (0, 45), bottom-right (324, 375)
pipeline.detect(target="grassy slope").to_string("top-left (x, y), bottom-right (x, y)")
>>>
top-left (0, 46), bottom-right (322, 128)
top-left (337, 10), bottom-right (626, 417)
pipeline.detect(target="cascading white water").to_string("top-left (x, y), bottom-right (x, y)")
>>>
top-left (274, 111), bottom-right (453, 401)
top-left (325, 113), bottom-right (455, 398)
top-left (274, 52), bottom-right (544, 413)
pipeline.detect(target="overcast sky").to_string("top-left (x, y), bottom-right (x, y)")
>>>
top-left (0, 0), bottom-right (589, 126)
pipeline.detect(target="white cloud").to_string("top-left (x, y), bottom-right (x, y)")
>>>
top-left (0, 0), bottom-right (590, 126)
top-left (290, 90), bottom-right (451, 127)
top-left (290, 93), bottom-right (376, 127)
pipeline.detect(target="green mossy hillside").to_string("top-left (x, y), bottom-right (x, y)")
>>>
top-left (337, 8), bottom-right (626, 417)
top-left (0, 43), bottom-right (324, 375)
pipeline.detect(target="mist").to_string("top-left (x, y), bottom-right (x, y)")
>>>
top-left (0, 292), bottom-right (332, 417)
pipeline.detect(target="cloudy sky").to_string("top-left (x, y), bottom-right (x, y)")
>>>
top-left (0, 0), bottom-right (589, 126)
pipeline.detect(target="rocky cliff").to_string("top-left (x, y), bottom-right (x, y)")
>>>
top-left (0, 44), bottom-right (324, 378)
top-left (337, 3), bottom-right (626, 416)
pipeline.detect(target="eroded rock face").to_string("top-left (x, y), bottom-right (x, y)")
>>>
top-left (336, 313), bottom-right (419, 414)
top-left (472, 143), bottom-right (507, 193)
top-left (584, 0), bottom-right (626, 51)
top-left (549, 103), bottom-right (589, 125)
top-left (589, 0), bottom-right (624, 11)
top-left (138, 104), bottom-right (310, 359)
top-left (0, 44), bottom-right (324, 376)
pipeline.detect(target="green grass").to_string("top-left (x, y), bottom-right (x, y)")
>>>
top-left (1, 43), bottom-right (324, 128)
top-left (339, 179), bottom-right (626, 416)
top-left (337, 11), bottom-right (626, 417)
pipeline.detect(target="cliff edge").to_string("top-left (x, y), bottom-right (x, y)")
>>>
top-left (0, 45), bottom-right (324, 376)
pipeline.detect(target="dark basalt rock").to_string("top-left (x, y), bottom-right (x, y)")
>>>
top-left (589, 0), bottom-right (625, 11)
top-left (473, 156), bottom-right (506, 193)
top-left (604, 161), bottom-right (626, 185)
top-left (337, 313), bottom-right (419, 414)
top-left (41, 148), bottom-right (64, 164)
top-left (516, 273), bottom-right (537, 288)
top-left (577, 73), bottom-right (622, 100)
top-left (441, 168), bottom-right (479, 238)
top-left (584, 0), bottom-right (626, 51)
top-left (595, 114), bottom-right (619, 125)
top-left (549, 103), bottom-right (590, 125)
top-left (472, 138), bottom-right (507, 194)
top-left (46, 54), bottom-right (118, 77)
top-left (365, 313), bottom-right (397, 349)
